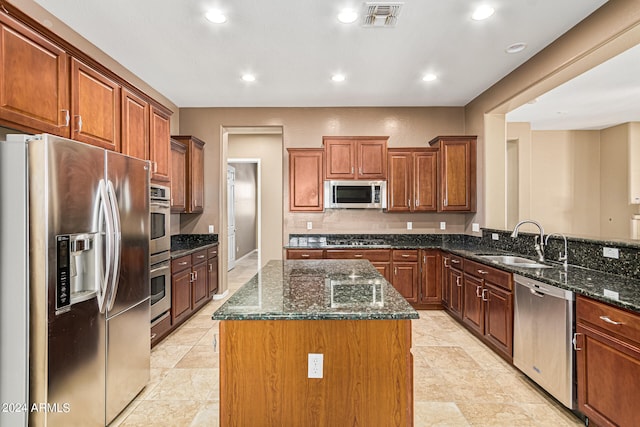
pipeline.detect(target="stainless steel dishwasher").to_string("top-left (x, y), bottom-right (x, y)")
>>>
top-left (513, 274), bottom-right (575, 409)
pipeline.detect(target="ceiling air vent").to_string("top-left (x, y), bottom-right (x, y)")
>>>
top-left (362, 2), bottom-right (403, 27)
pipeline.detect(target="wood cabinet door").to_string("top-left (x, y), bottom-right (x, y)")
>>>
top-left (192, 261), bottom-right (208, 308)
top-left (419, 250), bottom-right (441, 304)
top-left (70, 58), bottom-right (120, 151)
top-left (414, 150), bottom-right (438, 212)
top-left (372, 262), bottom-right (391, 283)
top-left (324, 139), bottom-right (356, 179)
top-left (439, 138), bottom-right (476, 212)
top-left (483, 282), bottom-right (513, 358)
top-left (357, 139), bottom-right (387, 179)
top-left (0, 14), bottom-right (69, 136)
top-left (288, 149), bottom-right (324, 211)
top-left (449, 268), bottom-right (463, 319)
top-left (462, 273), bottom-right (484, 334)
top-left (441, 255), bottom-right (451, 308)
top-left (170, 138), bottom-right (187, 212)
top-left (150, 105), bottom-right (171, 183)
top-left (189, 138), bottom-right (205, 212)
top-left (392, 262), bottom-right (418, 303)
top-left (120, 88), bottom-right (149, 160)
top-left (208, 256), bottom-right (218, 297)
top-left (171, 269), bottom-right (192, 325)
top-left (387, 151), bottom-right (412, 212)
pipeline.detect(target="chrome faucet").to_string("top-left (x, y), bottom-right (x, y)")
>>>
top-left (511, 220), bottom-right (545, 262)
top-left (545, 233), bottom-right (568, 269)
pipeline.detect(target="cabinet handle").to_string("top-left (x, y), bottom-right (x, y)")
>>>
top-left (394, 267), bottom-right (397, 275)
top-left (599, 315), bottom-right (623, 325)
top-left (209, 263), bottom-right (213, 272)
top-left (477, 269), bottom-right (488, 275)
top-left (456, 276), bottom-right (461, 287)
top-left (171, 198), bottom-right (174, 205)
top-left (572, 333), bottom-right (582, 351)
top-left (74, 115), bottom-right (83, 133)
top-left (61, 109), bottom-right (70, 127)
top-left (190, 272), bottom-right (195, 282)
top-left (301, 254), bottom-right (310, 258)
top-left (401, 254), bottom-right (409, 258)
top-left (178, 261), bottom-right (188, 266)
top-left (443, 257), bottom-right (450, 267)
top-left (481, 288), bottom-right (488, 301)
top-left (415, 198), bottom-right (419, 207)
top-left (194, 271), bottom-right (198, 280)
top-left (354, 254), bottom-right (363, 258)
top-left (151, 333), bottom-right (157, 340)
top-left (451, 259), bottom-right (460, 264)
top-left (359, 167), bottom-right (362, 175)
top-left (476, 285), bottom-right (482, 298)
top-left (351, 166), bottom-right (354, 174)
top-left (197, 255), bottom-right (205, 259)
top-left (423, 255), bottom-right (426, 263)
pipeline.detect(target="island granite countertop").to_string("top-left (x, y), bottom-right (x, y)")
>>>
top-left (212, 259), bottom-right (419, 321)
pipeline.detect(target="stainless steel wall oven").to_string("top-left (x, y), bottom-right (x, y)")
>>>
top-left (150, 184), bottom-right (170, 262)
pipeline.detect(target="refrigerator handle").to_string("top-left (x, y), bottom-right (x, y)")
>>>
top-left (96, 180), bottom-right (114, 313)
top-left (106, 180), bottom-right (122, 311)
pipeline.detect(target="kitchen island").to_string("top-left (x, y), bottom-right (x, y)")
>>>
top-left (212, 259), bottom-right (419, 427)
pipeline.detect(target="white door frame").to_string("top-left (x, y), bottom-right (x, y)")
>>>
top-left (227, 165), bottom-right (236, 271)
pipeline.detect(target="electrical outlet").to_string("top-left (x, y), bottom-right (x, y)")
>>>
top-left (492, 233), bottom-right (499, 241)
top-left (603, 247), bottom-right (619, 259)
top-left (208, 225), bottom-right (214, 233)
top-left (440, 222), bottom-right (446, 230)
top-left (472, 223), bottom-right (480, 232)
top-left (603, 289), bottom-right (619, 300)
top-left (308, 353), bottom-right (323, 378)
top-left (407, 222), bottom-right (412, 230)
top-left (307, 221), bottom-right (313, 230)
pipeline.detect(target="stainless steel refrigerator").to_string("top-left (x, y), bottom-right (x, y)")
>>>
top-left (0, 134), bottom-right (150, 426)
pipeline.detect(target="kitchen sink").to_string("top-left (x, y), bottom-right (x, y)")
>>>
top-left (478, 255), bottom-right (552, 269)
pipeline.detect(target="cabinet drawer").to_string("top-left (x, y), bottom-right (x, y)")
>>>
top-left (447, 254), bottom-right (464, 270)
top-left (151, 312), bottom-right (171, 347)
top-left (325, 249), bottom-right (390, 262)
top-left (392, 249), bottom-right (419, 262)
top-left (464, 259), bottom-right (513, 291)
top-left (287, 249), bottom-right (324, 259)
top-left (208, 246), bottom-right (219, 258)
top-left (192, 249), bottom-right (208, 264)
top-left (171, 255), bottom-right (191, 272)
top-left (577, 296), bottom-right (640, 345)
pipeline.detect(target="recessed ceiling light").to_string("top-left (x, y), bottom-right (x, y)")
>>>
top-left (241, 74), bottom-right (256, 82)
top-left (471, 5), bottom-right (495, 21)
top-left (505, 42), bottom-right (527, 54)
top-left (422, 74), bottom-right (437, 82)
top-left (332, 74), bottom-right (346, 82)
top-left (205, 10), bottom-right (227, 24)
top-left (337, 9), bottom-right (358, 24)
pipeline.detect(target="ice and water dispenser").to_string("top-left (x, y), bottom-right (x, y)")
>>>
top-left (56, 233), bottom-right (101, 313)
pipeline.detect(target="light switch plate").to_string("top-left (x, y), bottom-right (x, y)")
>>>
top-left (307, 221), bottom-right (313, 230)
top-left (308, 353), bottom-right (323, 378)
top-left (208, 225), bottom-right (214, 233)
top-left (603, 247), bottom-right (619, 259)
top-left (407, 222), bottom-right (412, 230)
top-left (440, 222), bottom-right (446, 230)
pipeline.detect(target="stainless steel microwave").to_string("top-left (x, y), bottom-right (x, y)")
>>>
top-left (324, 180), bottom-right (387, 209)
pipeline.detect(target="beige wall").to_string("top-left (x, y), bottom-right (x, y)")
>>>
top-left (466, 1), bottom-right (640, 231)
top-left (228, 134), bottom-right (282, 265)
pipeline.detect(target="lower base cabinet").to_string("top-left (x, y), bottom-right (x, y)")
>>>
top-left (391, 250), bottom-right (419, 303)
top-left (441, 253), bottom-right (464, 319)
top-left (576, 295), bottom-right (640, 427)
top-left (208, 247), bottom-right (219, 297)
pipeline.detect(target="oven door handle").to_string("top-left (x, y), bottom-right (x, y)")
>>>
top-left (150, 264), bottom-right (170, 274)
top-left (151, 201), bottom-right (170, 209)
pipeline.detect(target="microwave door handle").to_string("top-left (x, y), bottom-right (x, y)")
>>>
top-left (96, 179), bottom-right (113, 313)
top-left (106, 180), bottom-right (122, 311)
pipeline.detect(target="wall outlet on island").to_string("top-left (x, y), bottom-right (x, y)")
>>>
top-left (603, 247), bottom-right (619, 259)
top-left (208, 225), bottom-right (214, 233)
top-left (308, 353), bottom-right (323, 379)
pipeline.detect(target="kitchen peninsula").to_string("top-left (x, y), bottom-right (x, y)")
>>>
top-left (212, 259), bottom-right (419, 427)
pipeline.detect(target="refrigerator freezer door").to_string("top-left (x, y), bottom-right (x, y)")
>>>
top-left (28, 135), bottom-right (107, 426)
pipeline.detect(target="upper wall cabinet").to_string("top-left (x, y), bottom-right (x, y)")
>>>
top-left (150, 106), bottom-right (171, 183)
top-left (170, 138), bottom-right (187, 213)
top-left (70, 58), bottom-right (120, 151)
top-left (121, 88), bottom-right (149, 160)
top-left (323, 136), bottom-right (387, 180)
top-left (288, 148), bottom-right (324, 212)
top-left (429, 136), bottom-right (477, 212)
top-left (0, 13), bottom-right (69, 136)
top-left (387, 148), bottom-right (438, 212)
top-left (171, 135), bottom-right (205, 213)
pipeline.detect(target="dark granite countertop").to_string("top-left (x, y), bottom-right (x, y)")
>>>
top-left (212, 259), bottom-right (420, 321)
top-left (171, 234), bottom-right (218, 259)
top-left (285, 236), bottom-right (640, 314)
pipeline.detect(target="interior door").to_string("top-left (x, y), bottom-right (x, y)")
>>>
top-left (227, 165), bottom-right (236, 271)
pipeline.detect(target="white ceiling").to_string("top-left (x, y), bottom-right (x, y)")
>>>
top-left (33, 0), bottom-right (607, 108)
top-left (507, 42), bottom-right (640, 130)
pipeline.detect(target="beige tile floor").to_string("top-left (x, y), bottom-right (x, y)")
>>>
top-left (112, 252), bottom-right (583, 426)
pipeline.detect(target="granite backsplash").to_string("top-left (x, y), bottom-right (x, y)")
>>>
top-left (289, 230), bottom-right (640, 280)
top-left (171, 234), bottom-right (218, 251)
